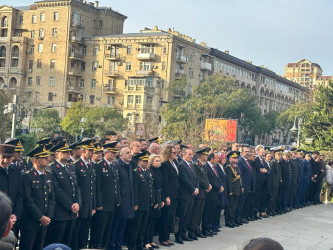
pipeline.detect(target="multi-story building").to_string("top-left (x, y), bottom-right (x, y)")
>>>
top-left (284, 59), bottom-right (323, 87)
top-left (1, 0), bottom-right (307, 136)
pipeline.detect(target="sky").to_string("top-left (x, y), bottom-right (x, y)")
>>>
top-left (12, 0), bottom-right (333, 75)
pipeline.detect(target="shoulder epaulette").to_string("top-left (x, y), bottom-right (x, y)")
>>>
top-left (98, 160), bottom-right (103, 164)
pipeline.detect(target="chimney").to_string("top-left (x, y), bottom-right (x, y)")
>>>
top-left (224, 50), bottom-right (229, 54)
top-left (94, 1), bottom-right (99, 7)
top-left (153, 26), bottom-right (158, 31)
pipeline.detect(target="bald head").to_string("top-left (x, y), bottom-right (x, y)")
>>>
top-left (149, 143), bottom-right (161, 154)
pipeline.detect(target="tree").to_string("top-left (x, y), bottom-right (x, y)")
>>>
top-left (0, 90), bottom-right (11, 142)
top-left (30, 109), bottom-right (61, 139)
top-left (61, 101), bottom-right (84, 137)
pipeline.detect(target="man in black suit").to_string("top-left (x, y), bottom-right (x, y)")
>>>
top-left (188, 147), bottom-right (211, 239)
top-left (20, 145), bottom-right (55, 250)
top-left (0, 144), bottom-right (22, 237)
top-left (90, 142), bottom-right (120, 249)
top-left (289, 148), bottom-right (299, 209)
top-left (71, 138), bottom-right (96, 250)
top-left (279, 150), bottom-right (292, 212)
top-left (269, 149), bottom-right (282, 215)
top-left (202, 153), bottom-right (223, 235)
top-left (175, 148), bottom-right (199, 244)
top-left (235, 146), bottom-right (251, 225)
top-left (45, 141), bottom-right (81, 247)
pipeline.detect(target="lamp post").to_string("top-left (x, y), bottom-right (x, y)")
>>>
top-left (290, 117), bottom-right (303, 147)
top-left (2, 82), bottom-right (18, 138)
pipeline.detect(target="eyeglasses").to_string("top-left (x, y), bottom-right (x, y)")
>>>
top-left (171, 151), bottom-right (177, 154)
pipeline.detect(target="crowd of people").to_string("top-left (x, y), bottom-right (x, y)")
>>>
top-left (0, 134), bottom-right (330, 250)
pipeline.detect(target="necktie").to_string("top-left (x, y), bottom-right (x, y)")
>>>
top-left (212, 165), bottom-right (218, 177)
top-left (189, 163), bottom-right (194, 173)
top-left (246, 160), bottom-right (252, 171)
top-left (4, 168), bottom-right (8, 176)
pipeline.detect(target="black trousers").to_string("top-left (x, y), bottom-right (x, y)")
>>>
top-left (244, 192), bottom-right (255, 218)
top-left (159, 198), bottom-right (177, 242)
top-left (212, 205), bottom-right (224, 229)
top-left (20, 226), bottom-right (47, 250)
top-left (72, 217), bottom-right (91, 250)
top-left (202, 198), bottom-right (217, 233)
top-left (236, 191), bottom-right (248, 220)
top-left (270, 186), bottom-right (279, 212)
top-left (289, 184), bottom-right (298, 206)
top-left (45, 219), bottom-right (76, 247)
top-left (254, 182), bottom-right (265, 213)
top-left (188, 197), bottom-right (205, 235)
top-left (227, 194), bottom-right (239, 223)
top-left (90, 211), bottom-right (115, 249)
top-left (176, 197), bottom-right (194, 237)
top-left (108, 217), bottom-right (127, 250)
top-left (127, 210), bottom-right (149, 249)
top-left (145, 216), bottom-right (157, 244)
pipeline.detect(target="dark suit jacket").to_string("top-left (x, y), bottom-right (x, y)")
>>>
top-left (0, 165), bottom-right (23, 217)
top-left (160, 161), bottom-right (179, 200)
top-left (303, 159), bottom-right (312, 184)
top-left (296, 158), bottom-right (304, 184)
top-left (254, 156), bottom-right (266, 183)
top-left (290, 158), bottom-right (299, 184)
top-left (238, 156), bottom-right (252, 192)
top-left (280, 159), bottom-right (292, 186)
top-left (49, 161), bottom-right (81, 221)
top-left (95, 159), bottom-right (120, 212)
top-left (214, 164), bottom-right (228, 206)
top-left (270, 159), bottom-right (281, 188)
top-left (205, 162), bottom-right (221, 201)
top-left (133, 168), bottom-right (153, 211)
top-left (194, 161), bottom-right (210, 199)
top-left (177, 160), bottom-right (198, 200)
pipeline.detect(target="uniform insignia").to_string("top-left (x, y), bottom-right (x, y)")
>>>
top-left (34, 171), bottom-right (37, 176)
top-left (32, 180), bottom-right (36, 183)
top-left (103, 168), bottom-right (105, 172)
top-left (104, 162), bottom-right (106, 166)
top-left (46, 180), bottom-right (51, 183)
top-left (57, 164), bottom-right (60, 169)
top-left (59, 172), bottom-right (63, 175)
top-left (80, 161), bottom-right (84, 166)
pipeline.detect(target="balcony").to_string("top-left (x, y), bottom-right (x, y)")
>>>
top-left (137, 53), bottom-right (156, 60)
top-left (176, 54), bottom-right (188, 63)
top-left (102, 104), bottom-right (116, 108)
top-left (72, 19), bottom-right (83, 27)
top-left (68, 68), bottom-right (82, 76)
top-left (104, 70), bottom-right (119, 77)
top-left (66, 86), bottom-right (82, 93)
top-left (69, 52), bottom-right (83, 61)
top-left (200, 62), bottom-right (212, 71)
top-left (103, 86), bottom-right (117, 94)
top-left (66, 101), bottom-right (78, 107)
top-left (105, 53), bottom-right (120, 61)
top-left (9, 68), bottom-right (25, 75)
top-left (125, 85), bottom-right (146, 92)
top-left (70, 36), bottom-right (83, 44)
top-left (136, 70), bottom-right (154, 76)
top-left (11, 53), bottom-right (19, 58)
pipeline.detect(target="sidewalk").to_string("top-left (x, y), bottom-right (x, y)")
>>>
top-left (166, 203), bottom-right (333, 250)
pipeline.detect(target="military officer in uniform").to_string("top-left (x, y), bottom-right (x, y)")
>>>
top-left (225, 151), bottom-right (243, 227)
top-left (268, 149), bottom-right (282, 215)
top-left (5, 138), bottom-right (30, 174)
top-left (45, 141), bottom-right (81, 247)
top-left (71, 138), bottom-right (96, 250)
top-left (69, 141), bottom-right (81, 163)
top-left (295, 150), bottom-right (305, 208)
top-left (19, 145), bottom-right (55, 250)
top-left (90, 142), bottom-right (120, 249)
top-left (127, 151), bottom-right (153, 250)
top-left (289, 148), bottom-right (299, 209)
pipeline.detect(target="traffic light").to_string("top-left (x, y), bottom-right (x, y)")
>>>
top-left (3, 103), bottom-right (13, 115)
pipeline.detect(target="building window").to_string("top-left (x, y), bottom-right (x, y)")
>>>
top-left (162, 61), bottom-right (166, 71)
top-left (128, 95), bottom-right (133, 104)
top-left (51, 43), bottom-right (56, 53)
top-left (126, 62), bottom-right (131, 71)
top-left (30, 45), bottom-right (35, 54)
top-left (93, 46), bottom-right (98, 55)
top-left (52, 28), bottom-right (57, 37)
top-left (107, 95), bottom-right (115, 105)
top-left (32, 15), bottom-right (36, 24)
top-left (89, 95), bottom-right (95, 104)
top-left (28, 77), bottom-right (33, 85)
top-left (82, 46), bottom-right (87, 55)
top-left (37, 59), bottom-right (42, 68)
top-left (189, 68), bottom-right (194, 78)
top-left (28, 60), bottom-right (33, 69)
top-left (81, 62), bottom-right (86, 71)
top-left (160, 80), bottom-right (165, 89)
top-left (35, 92), bottom-right (40, 101)
top-left (50, 59), bottom-right (55, 68)
top-left (127, 45), bottom-right (132, 54)
top-left (190, 51), bottom-right (195, 62)
top-left (147, 96), bottom-right (153, 105)
top-left (19, 16), bottom-right (23, 24)
top-left (127, 113), bottom-right (133, 121)
top-left (79, 79), bottom-right (84, 87)
top-left (31, 30), bottom-right (35, 39)
top-left (49, 76), bottom-right (54, 86)
top-left (99, 20), bottom-right (103, 28)
top-left (40, 13), bottom-right (45, 22)
top-left (38, 44), bottom-right (43, 53)
top-left (53, 12), bottom-right (58, 21)
top-left (68, 77), bottom-right (73, 86)
top-left (36, 76), bottom-right (41, 85)
top-left (92, 62), bottom-right (98, 71)
top-left (135, 95), bottom-right (141, 104)
top-left (91, 79), bottom-right (96, 88)
top-left (48, 92), bottom-right (53, 102)
top-left (163, 45), bottom-right (167, 54)
top-left (39, 28), bottom-right (44, 38)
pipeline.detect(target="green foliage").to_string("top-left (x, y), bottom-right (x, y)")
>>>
top-left (0, 90), bottom-right (11, 142)
top-left (61, 102), bottom-right (84, 136)
top-left (30, 109), bottom-right (61, 139)
top-left (17, 133), bottom-right (37, 154)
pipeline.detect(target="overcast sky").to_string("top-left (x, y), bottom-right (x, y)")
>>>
top-left (13, 0), bottom-right (333, 75)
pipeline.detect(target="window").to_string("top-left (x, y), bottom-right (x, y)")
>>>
top-left (139, 62), bottom-right (153, 70)
top-left (52, 28), bottom-right (57, 37)
top-left (39, 28), bottom-right (44, 38)
top-left (162, 61), bottom-right (166, 71)
top-left (48, 92), bottom-right (53, 102)
top-left (128, 95), bottom-right (133, 104)
top-left (50, 59), bottom-right (55, 68)
top-left (53, 12), bottom-right (58, 21)
top-left (38, 44), bottom-right (43, 53)
top-left (31, 30), bottom-right (35, 39)
top-left (99, 20), bottom-right (103, 28)
top-left (93, 46), bottom-right (98, 55)
top-left (19, 16), bottom-right (23, 24)
top-left (37, 59), bottom-right (42, 68)
top-left (30, 45), bottom-right (35, 54)
top-left (28, 77), bottom-right (33, 85)
top-left (28, 60), bottom-right (33, 69)
top-left (79, 79), bottom-right (84, 87)
top-left (190, 51), bottom-right (195, 62)
top-left (40, 13), bottom-right (45, 22)
top-left (160, 80), bottom-right (165, 89)
top-left (127, 45), bottom-right (132, 54)
top-left (51, 43), bottom-right (56, 53)
top-left (163, 45), bottom-right (167, 54)
top-left (82, 46), bottom-right (86, 55)
top-left (107, 95), bottom-right (115, 105)
top-left (91, 79), bottom-right (96, 88)
top-left (89, 95), bottom-right (95, 104)
top-left (126, 62), bottom-right (131, 71)
top-left (32, 15), bottom-right (36, 24)
top-left (189, 68), bottom-right (194, 78)
top-left (81, 62), bottom-right (86, 71)
top-left (135, 95), bottom-right (141, 104)
top-left (36, 76), bottom-right (41, 85)
top-left (147, 96), bottom-right (153, 105)
top-left (49, 76), bottom-right (54, 86)
top-left (35, 92), bottom-right (40, 101)
top-left (92, 62), bottom-right (98, 71)
top-left (68, 77), bottom-right (73, 86)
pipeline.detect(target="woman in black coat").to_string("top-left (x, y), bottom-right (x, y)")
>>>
top-left (159, 146), bottom-right (179, 246)
top-left (144, 154), bottom-right (165, 249)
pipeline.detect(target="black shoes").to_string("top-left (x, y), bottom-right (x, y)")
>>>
top-left (175, 235), bottom-right (184, 244)
top-left (188, 234), bottom-right (198, 240)
top-left (196, 233), bottom-right (207, 238)
top-left (225, 223), bottom-right (234, 228)
top-left (241, 218), bottom-right (249, 224)
top-left (182, 235), bottom-right (193, 241)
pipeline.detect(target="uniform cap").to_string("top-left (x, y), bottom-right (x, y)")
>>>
top-left (4, 138), bottom-right (24, 152)
top-left (103, 141), bottom-right (119, 153)
top-left (50, 141), bottom-right (71, 152)
top-left (227, 151), bottom-right (240, 159)
top-left (255, 145), bottom-right (264, 151)
top-left (0, 144), bottom-right (15, 157)
top-left (26, 144), bottom-right (50, 158)
top-left (77, 138), bottom-right (95, 150)
top-left (134, 151), bottom-right (149, 161)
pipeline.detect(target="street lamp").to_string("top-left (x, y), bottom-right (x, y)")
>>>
top-left (80, 117), bottom-right (87, 139)
top-left (290, 117), bottom-right (303, 147)
top-left (1, 83), bottom-right (18, 138)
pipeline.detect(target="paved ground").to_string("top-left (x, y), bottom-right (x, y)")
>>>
top-left (163, 203), bottom-right (333, 250)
